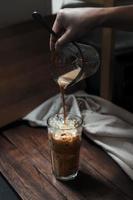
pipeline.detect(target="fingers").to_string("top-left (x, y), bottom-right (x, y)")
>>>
top-left (50, 28), bottom-right (75, 51)
top-left (49, 9), bottom-right (75, 51)
top-left (50, 11), bottom-right (64, 51)
top-left (50, 34), bottom-right (56, 51)
top-left (55, 28), bottom-right (73, 50)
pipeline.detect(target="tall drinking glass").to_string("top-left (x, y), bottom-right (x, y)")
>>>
top-left (51, 42), bottom-right (100, 88)
top-left (47, 113), bottom-right (83, 181)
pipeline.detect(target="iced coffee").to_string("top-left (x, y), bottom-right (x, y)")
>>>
top-left (47, 114), bottom-right (82, 181)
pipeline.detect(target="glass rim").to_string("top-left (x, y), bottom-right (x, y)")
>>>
top-left (47, 113), bottom-right (83, 130)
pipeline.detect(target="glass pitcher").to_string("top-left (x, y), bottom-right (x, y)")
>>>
top-left (51, 42), bottom-right (100, 88)
top-left (31, 11), bottom-right (100, 88)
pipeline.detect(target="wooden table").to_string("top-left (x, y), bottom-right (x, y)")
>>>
top-left (0, 121), bottom-right (133, 200)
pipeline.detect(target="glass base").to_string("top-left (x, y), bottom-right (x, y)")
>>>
top-left (55, 171), bottom-right (78, 181)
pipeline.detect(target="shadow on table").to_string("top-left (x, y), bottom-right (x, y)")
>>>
top-left (61, 170), bottom-right (126, 200)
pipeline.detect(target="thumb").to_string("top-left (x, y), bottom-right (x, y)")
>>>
top-left (55, 29), bottom-right (73, 50)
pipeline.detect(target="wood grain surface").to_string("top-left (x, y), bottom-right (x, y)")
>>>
top-left (0, 122), bottom-right (132, 200)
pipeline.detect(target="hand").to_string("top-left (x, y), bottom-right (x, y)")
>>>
top-left (50, 7), bottom-right (103, 51)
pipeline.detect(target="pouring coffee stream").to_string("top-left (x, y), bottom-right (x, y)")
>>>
top-left (57, 68), bottom-right (81, 123)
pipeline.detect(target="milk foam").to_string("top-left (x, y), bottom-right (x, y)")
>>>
top-left (48, 115), bottom-right (80, 136)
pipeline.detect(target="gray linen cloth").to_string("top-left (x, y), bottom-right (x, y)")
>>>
top-left (24, 91), bottom-right (133, 180)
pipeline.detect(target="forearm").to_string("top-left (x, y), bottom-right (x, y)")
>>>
top-left (50, 6), bottom-right (133, 49)
top-left (98, 5), bottom-right (133, 31)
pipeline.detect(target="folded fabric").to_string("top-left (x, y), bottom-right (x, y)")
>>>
top-left (24, 91), bottom-right (133, 180)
